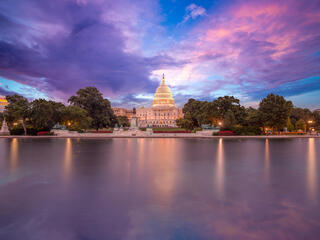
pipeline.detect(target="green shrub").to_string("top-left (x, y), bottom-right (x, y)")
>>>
top-left (10, 126), bottom-right (24, 135)
top-left (68, 126), bottom-right (82, 132)
top-left (10, 125), bottom-right (50, 136)
top-left (139, 127), bottom-right (146, 131)
top-left (27, 128), bottom-right (38, 136)
top-left (231, 126), bottom-right (262, 136)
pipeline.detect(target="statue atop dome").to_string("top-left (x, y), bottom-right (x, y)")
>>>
top-left (161, 73), bottom-right (165, 85)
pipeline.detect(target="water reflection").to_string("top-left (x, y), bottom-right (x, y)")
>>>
top-left (137, 138), bottom-right (146, 172)
top-left (215, 138), bottom-right (225, 197)
top-left (9, 138), bottom-right (19, 172)
top-left (307, 138), bottom-right (317, 203)
top-left (63, 138), bottom-right (73, 181)
top-left (265, 139), bottom-right (270, 182)
top-left (1, 138), bottom-right (320, 240)
top-left (152, 138), bottom-right (179, 204)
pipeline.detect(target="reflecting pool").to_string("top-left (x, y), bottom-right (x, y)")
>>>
top-left (0, 138), bottom-right (319, 240)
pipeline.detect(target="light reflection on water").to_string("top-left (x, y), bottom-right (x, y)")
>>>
top-left (63, 138), bottom-right (72, 182)
top-left (307, 138), bottom-right (317, 203)
top-left (9, 138), bottom-right (18, 172)
top-left (264, 138), bottom-right (270, 182)
top-left (215, 138), bottom-right (225, 197)
top-left (0, 138), bottom-right (319, 240)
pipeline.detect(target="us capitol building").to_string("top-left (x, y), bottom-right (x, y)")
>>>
top-left (113, 75), bottom-right (183, 127)
top-left (0, 96), bottom-right (8, 112)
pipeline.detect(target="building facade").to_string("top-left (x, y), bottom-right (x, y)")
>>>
top-left (112, 75), bottom-right (183, 127)
top-left (112, 107), bottom-right (134, 120)
top-left (0, 96), bottom-right (8, 112)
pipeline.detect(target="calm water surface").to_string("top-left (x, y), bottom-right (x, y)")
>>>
top-left (0, 138), bottom-right (319, 240)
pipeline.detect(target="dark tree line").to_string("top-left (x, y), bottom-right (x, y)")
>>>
top-left (177, 93), bottom-right (320, 135)
top-left (3, 88), bottom-right (319, 136)
top-left (3, 87), bottom-right (122, 135)
top-left (176, 96), bottom-right (248, 130)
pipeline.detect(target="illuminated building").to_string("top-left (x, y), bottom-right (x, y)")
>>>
top-left (113, 75), bottom-right (183, 127)
top-left (0, 96), bottom-right (8, 112)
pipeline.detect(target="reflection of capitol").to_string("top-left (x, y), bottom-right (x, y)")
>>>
top-left (113, 75), bottom-right (183, 127)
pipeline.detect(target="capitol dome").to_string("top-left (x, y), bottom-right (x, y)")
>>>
top-left (152, 74), bottom-right (175, 107)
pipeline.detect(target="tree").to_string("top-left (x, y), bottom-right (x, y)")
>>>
top-left (290, 107), bottom-right (313, 126)
top-left (4, 94), bottom-right (30, 135)
top-left (63, 105), bottom-right (92, 130)
top-left (313, 111), bottom-right (320, 130)
top-left (176, 112), bottom-right (194, 130)
top-left (182, 99), bottom-right (209, 128)
top-left (295, 119), bottom-right (306, 131)
top-left (29, 99), bottom-right (65, 130)
top-left (223, 109), bottom-right (236, 129)
top-left (117, 116), bottom-right (130, 127)
top-left (68, 87), bottom-right (116, 130)
top-left (287, 118), bottom-right (294, 132)
top-left (245, 107), bottom-right (262, 127)
top-left (0, 112), bottom-right (3, 128)
top-left (179, 96), bottom-right (246, 129)
top-left (259, 94), bottom-right (293, 132)
top-left (214, 96), bottom-right (246, 125)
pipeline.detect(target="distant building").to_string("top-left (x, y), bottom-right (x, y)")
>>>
top-left (113, 107), bottom-right (134, 120)
top-left (315, 109), bottom-right (320, 113)
top-left (0, 96), bottom-right (8, 112)
top-left (112, 75), bottom-right (183, 127)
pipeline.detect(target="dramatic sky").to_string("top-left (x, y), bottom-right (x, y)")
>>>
top-left (1, 0), bottom-right (320, 108)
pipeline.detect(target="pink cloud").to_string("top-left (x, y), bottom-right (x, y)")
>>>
top-left (162, 0), bottom-right (320, 100)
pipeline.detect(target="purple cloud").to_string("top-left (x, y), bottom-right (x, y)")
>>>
top-left (159, 0), bottom-right (320, 104)
top-left (0, 0), bottom-right (177, 101)
top-left (1, 0), bottom-right (320, 107)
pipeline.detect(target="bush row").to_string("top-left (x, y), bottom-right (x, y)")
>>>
top-left (9, 126), bottom-right (50, 136)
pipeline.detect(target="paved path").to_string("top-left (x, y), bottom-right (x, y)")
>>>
top-left (0, 133), bottom-right (319, 139)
